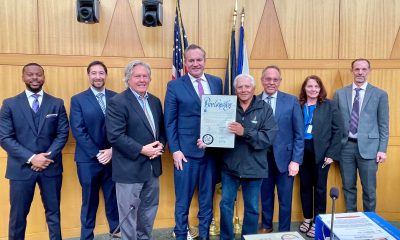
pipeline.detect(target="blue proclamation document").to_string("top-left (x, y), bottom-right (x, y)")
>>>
top-left (200, 95), bottom-right (237, 148)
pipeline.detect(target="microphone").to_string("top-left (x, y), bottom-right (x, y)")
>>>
top-left (329, 187), bottom-right (339, 240)
top-left (330, 187), bottom-right (339, 200)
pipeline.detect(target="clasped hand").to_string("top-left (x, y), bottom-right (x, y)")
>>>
top-left (31, 152), bottom-right (53, 172)
top-left (97, 148), bottom-right (112, 165)
top-left (141, 141), bottom-right (164, 159)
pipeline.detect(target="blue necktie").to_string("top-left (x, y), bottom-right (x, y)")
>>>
top-left (32, 94), bottom-right (40, 113)
top-left (140, 96), bottom-right (156, 137)
top-left (96, 92), bottom-right (106, 115)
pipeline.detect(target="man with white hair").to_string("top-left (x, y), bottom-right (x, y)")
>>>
top-left (106, 60), bottom-right (166, 240)
top-left (216, 74), bottom-right (278, 239)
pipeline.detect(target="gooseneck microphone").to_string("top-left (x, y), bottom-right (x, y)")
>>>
top-left (329, 187), bottom-right (339, 240)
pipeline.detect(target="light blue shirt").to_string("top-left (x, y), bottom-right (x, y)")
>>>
top-left (130, 89), bottom-right (156, 136)
top-left (25, 89), bottom-right (44, 109)
top-left (90, 87), bottom-right (106, 106)
top-left (261, 91), bottom-right (278, 115)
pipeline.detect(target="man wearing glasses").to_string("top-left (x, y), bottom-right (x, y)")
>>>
top-left (258, 65), bottom-right (304, 233)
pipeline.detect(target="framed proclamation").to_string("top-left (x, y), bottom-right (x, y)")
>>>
top-left (200, 95), bottom-right (237, 148)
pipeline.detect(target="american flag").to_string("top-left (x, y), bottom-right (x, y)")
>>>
top-left (172, 0), bottom-right (188, 79)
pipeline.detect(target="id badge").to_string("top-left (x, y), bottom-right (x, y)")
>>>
top-left (306, 125), bottom-right (313, 134)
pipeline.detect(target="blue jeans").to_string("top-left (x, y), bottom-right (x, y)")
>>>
top-left (220, 172), bottom-right (263, 240)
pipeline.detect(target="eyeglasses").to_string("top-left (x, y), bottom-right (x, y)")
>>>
top-left (262, 77), bottom-right (281, 83)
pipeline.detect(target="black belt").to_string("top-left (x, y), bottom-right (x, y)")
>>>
top-left (348, 137), bottom-right (358, 143)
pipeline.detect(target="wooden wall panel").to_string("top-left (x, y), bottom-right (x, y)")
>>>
top-left (0, 66), bottom-right (26, 99)
top-left (38, 0), bottom-right (117, 56)
top-left (0, 0), bottom-right (38, 54)
top-left (199, 1), bottom-right (234, 58)
top-left (240, 0), bottom-right (267, 57)
top-left (130, 0), bottom-right (173, 58)
top-left (102, 0), bottom-right (144, 57)
top-left (274, 0), bottom-right (339, 59)
top-left (390, 27), bottom-right (400, 58)
top-left (251, 0), bottom-right (288, 59)
top-left (339, 0), bottom-right (400, 59)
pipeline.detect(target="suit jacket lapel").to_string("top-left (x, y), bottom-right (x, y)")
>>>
top-left (275, 91), bottom-right (283, 121)
top-left (206, 74), bottom-right (217, 94)
top-left (361, 84), bottom-right (373, 112)
top-left (37, 93), bottom-right (51, 134)
top-left (126, 90), bottom-right (155, 137)
top-left (345, 85), bottom-right (353, 116)
top-left (86, 88), bottom-right (106, 116)
top-left (147, 95), bottom-right (159, 137)
top-left (183, 75), bottom-right (201, 105)
top-left (18, 92), bottom-right (37, 135)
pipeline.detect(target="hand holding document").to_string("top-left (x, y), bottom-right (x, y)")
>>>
top-left (200, 95), bottom-right (237, 148)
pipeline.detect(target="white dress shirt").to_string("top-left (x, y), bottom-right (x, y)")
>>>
top-left (188, 73), bottom-right (211, 96)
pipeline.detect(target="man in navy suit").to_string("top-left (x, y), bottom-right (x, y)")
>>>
top-left (0, 63), bottom-right (69, 240)
top-left (258, 65), bottom-right (304, 232)
top-left (70, 61), bottom-right (119, 240)
top-left (106, 60), bottom-right (166, 240)
top-left (164, 44), bottom-right (223, 240)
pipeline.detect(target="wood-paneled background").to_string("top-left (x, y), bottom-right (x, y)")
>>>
top-left (0, 0), bottom-right (399, 239)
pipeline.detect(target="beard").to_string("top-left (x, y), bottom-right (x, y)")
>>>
top-left (25, 83), bottom-right (43, 93)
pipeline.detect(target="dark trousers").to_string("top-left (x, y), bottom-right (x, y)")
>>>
top-left (174, 154), bottom-right (216, 240)
top-left (77, 162), bottom-right (119, 240)
top-left (220, 173), bottom-right (262, 240)
top-left (340, 141), bottom-right (378, 212)
top-left (299, 139), bottom-right (330, 220)
top-left (260, 151), bottom-right (294, 232)
top-left (9, 173), bottom-right (62, 240)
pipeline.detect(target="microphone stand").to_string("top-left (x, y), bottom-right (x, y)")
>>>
top-left (330, 197), bottom-right (336, 240)
top-left (109, 205), bottom-right (136, 240)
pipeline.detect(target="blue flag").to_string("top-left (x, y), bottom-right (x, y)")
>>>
top-left (237, 25), bottom-right (249, 75)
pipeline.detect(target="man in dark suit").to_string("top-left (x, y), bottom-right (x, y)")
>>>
top-left (106, 60), bottom-right (166, 240)
top-left (0, 63), bottom-right (69, 240)
top-left (70, 61), bottom-right (119, 239)
top-left (164, 44), bottom-right (223, 240)
top-left (258, 65), bottom-right (304, 232)
top-left (334, 58), bottom-right (389, 212)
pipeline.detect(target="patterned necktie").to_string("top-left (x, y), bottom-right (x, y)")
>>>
top-left (197, 78), bottom-right (204, 98)
top-left (32, 93), bottom-right (40, 113)
top-left (96, 92), bottom-right (106, 115)
top-left (349, 88), bottom-right (361, 134)
top-left (140, 96), bottom-right (156, 137)
top-left (266, 96), bottom-right (272, 105)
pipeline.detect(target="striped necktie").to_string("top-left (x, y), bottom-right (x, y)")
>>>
top-left (349, 88), bottom-right (361, 134)
top-left (96, 92), bottom-right (106, 115)
top-left (140, 96), bottom-right (156, 137)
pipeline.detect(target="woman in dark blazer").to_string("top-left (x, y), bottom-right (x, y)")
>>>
top-left (297, 75), bottom-right (343, 238)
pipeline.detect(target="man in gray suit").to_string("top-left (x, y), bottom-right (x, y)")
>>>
top-left (334, 58), bottom-right (389, 212)
top-left (106, 60), bottom-right (166, 240)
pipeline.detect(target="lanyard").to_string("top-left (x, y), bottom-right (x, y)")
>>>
top-left (305, 104), bottom-right (315, 125)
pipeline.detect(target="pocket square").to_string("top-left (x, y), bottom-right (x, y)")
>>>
top-left (46, 113), bottom-right (58, 118)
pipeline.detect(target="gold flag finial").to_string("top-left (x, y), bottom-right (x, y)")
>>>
top-left (241, 8), bottom-right (245, 26)
top-left (233, 0), bottom-right (238, 29)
